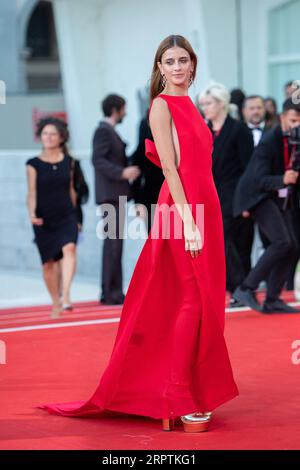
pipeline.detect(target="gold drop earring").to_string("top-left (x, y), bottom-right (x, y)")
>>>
top-left (161, 74), bottom-right (167, 88)
top-left (189, 71), bottom-right (194, 88)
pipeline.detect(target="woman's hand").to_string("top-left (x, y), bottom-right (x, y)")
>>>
top-left (135, 204), bottom-right (147, 219)
top-left (184, 219), bottom-right (203, 258)
top-left (30, 215), bottom-right (44, 226)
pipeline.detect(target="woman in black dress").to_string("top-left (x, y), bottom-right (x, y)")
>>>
top-left (26, 117), bottom-right (78, 317)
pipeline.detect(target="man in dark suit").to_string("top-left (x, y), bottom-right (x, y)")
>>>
top-left (233, 98), bottom-right (300, 314)
top-left (243, 95), bottom-right (271, 147)
top-left (92, 94), bottom-right (140, 305)
top-left (242, 95), bottom-right (272, 253)
top-left (129, 109), bottom-right (164, 233)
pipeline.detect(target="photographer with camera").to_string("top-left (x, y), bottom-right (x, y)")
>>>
top-left (232, 98), bottom-right (300, 314)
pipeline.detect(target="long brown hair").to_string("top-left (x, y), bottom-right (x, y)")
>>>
top-left (149, 35), bottom-right (198, 100)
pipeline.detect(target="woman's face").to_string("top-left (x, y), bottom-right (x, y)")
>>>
top-left (158, 46), bottom-right (193, 89)
top-left (40, 124), bottom-right (62, 150)
top-left (200, 95), bottom-right (225, 121)
top-left (265, 100), bottom-right (276, 116)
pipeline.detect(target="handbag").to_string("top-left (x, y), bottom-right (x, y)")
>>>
top-left (71, 157), bottom-right (89, 205)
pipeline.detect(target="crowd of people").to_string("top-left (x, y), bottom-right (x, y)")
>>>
top-left (25, 79), bottom-right (300, 316)
top-left (198, 82), bottom-right (300, 313)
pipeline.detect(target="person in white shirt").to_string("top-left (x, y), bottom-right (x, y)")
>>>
top-left (243, 95), bottom-right (269, 147)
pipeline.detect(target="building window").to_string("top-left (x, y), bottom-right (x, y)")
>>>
top-left (268, 0), bottom-right (300, 106)
top-left (25, 1), bottom-right (61, 91)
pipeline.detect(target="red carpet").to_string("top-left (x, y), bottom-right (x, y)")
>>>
top-left (0, 292), bottom-right (300, 450)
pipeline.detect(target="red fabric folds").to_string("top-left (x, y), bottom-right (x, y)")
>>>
top-left (39, 93), bottom-right (239, 420)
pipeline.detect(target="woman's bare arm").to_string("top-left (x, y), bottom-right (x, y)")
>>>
top-left (70, 179), bottom-right (77, 208)
top-left (26, 165), bottom-right (37, 218)
top-left (70, 161), bottom-right (77, 208)
top-left (149, 98), bottom-right (194, 223)
top-left (26, 165), bottom-right (43, 225)
top-left (149, 98), bottom-right (202, 255)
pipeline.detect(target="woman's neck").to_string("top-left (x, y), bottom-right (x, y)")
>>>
top-left (211, 111), bottom-right (228, 131)
top-left (41, 148), bottom-right (63, 162)
top-left (162, 85), bottom-right (189, 96)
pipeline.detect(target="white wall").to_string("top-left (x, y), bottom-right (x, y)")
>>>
top-left (1, 0), bottom-right (296, 281)
top-left (52, 0), bottom-right (211, 153)
top-left (198, 0), bottom-right (294, 101)
top-left (1, 0), bottom-right (295, 151)
top-left (240, 0), bottom-right (294, 101)
top-left (200, 0), bottom-right (239, 88)
top-left (0, 149), bottom-right (146, 283)
top-left (0, 0), bottom-right (21, 93)
top-left (16, 0), bottom-right (28, 11)
top-left (0, 93), bottom-right (65, 149)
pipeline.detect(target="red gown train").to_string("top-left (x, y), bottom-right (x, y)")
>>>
top-left (39, 93), bottom-right (239, 419)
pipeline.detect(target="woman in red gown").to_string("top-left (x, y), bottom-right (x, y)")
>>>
top-left (39, 35), bottom-right (239, 433)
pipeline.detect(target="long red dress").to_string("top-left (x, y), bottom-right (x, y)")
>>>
top-left (39, 93), bottom-right (239, 419)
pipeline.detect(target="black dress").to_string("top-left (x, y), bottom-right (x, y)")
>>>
top-left (26, 155), bottom-right (78, 264)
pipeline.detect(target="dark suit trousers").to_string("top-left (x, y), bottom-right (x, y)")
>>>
top-left (286, 203), bottom-right (300, 289)
top-left (233, 216), bottom-right (254, 278)
top-left (223, 215), bottom-right (254, 293)
top-left (100, 200), bottom-right (126, 302)
top-left (243, 198), bottom-right (299, 300)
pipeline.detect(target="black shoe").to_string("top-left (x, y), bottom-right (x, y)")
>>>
top-left (261, 299), bottom-right (300, 314)
top-left (229, 297), bottom-right (245, 309)
top-left (232, 286), bottom-right (261, 311)
top-left (113, 293), bottom-right (125, 305)
top-left (100, 293), bottom-right (125, 305)
top-left (100, 298), bottom-right (115, 305)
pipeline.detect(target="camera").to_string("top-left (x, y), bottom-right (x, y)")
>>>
top-left (282, 125), bottom-right (300, 211)
top-left (289, 124), bottom-right (300, 171)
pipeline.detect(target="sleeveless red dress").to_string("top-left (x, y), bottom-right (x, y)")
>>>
top-left (39, 94), bottom-right (239, 419)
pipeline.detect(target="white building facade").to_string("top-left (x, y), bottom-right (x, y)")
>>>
top-left (0, 0), bottom-right (299, 279)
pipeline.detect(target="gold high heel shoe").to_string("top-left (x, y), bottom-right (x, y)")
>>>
top-left (162, 412), bottom-right (212, 432)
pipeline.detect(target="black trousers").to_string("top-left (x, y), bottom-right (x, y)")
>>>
top-left (286, 202), bottom-right (300, 289)
top-left (100, 200), bottom-right (126, 302)
top-left (223, 215), bottom-right (254, 293)
top-left (243, 197), bottom-right (299, 301)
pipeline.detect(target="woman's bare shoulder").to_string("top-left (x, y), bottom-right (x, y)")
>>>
top-left (149, 96), bottom-right (171, 122)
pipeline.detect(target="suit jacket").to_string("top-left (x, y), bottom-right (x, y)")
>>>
top-left (233, 125), bottom-right (299, 217)
top-left (91, 121), bottom-right (131, 205)
top-left (209, 115), bottom-right (254, 218)
top-left (129, 113), bottom-right (164, 208)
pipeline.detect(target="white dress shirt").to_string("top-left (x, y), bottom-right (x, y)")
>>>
top-left (248, 121), bottom-right (265, 147)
